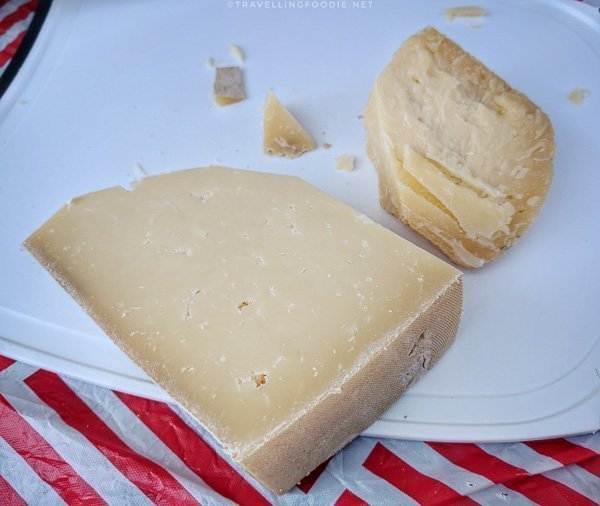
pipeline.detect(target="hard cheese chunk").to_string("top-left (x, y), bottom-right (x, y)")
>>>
top-left (213, 67), bottom-right (245, 105)
top-left (263, 91), bottom-right (316, 158)
top-left (365, 27), bottom-right (555, 268)
top-left (25, 166), bottom-right (462, 494)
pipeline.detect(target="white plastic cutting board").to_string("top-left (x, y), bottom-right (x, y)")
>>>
top-left (0, 0), bottom-right (599, 442)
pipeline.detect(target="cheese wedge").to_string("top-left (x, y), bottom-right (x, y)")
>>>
top-left (263, 91), bottom-right (316, 158)
top-left (365, 27), bottom-right (555, 268)
top-left (25, 166), bottom-right (462, 494)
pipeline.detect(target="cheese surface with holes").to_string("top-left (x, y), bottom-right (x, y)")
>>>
top-left (365, 27), bottom-right (555, 268)
top-left (25, 166), bottom-right (462, 494)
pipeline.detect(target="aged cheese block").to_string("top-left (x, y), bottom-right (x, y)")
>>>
top-left (25, 166), bottom-right (462, 494)
top-left (263, 91), bottom-right (316, 158)
top-left (365, 27), bottom-right (555, 268)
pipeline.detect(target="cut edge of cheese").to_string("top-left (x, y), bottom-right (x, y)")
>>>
top-left (238, 277), bottom-right (462, 493)
top-left (263, 91), bottom-right (316, 158)
top-left (366, 92), bottom-right (498, 268)
top-left (401, 145), bottom-right (515, 240)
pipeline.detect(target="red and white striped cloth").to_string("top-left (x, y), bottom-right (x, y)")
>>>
top-left (0, 0), bottom-right (37, 73)
top-left (1, 1), bottom-right (599, 504)
top-left (1, 355), bottom-right (599, 505)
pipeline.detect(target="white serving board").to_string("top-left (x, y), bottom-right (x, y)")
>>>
top-left (1, 0), bottom-right (599, 442)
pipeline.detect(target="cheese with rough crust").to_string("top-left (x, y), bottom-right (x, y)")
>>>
top-left (365, 27), bottom-right (555, 268)
top-left (213, 67), bottom-right (245, 105)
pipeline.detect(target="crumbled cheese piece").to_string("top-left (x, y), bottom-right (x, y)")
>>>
top-left (568, 88), bottom-right (589, 104)
top-left (229, 44), bottom-right (244, 63)
top-left (445, 6), bottom-right (487, 20)
top-left (213, 67), bottom-right (245, 106)
top-left (336, 155), bottom-right (355, 172)
top-left (322, 143), bottom-right (332, 150)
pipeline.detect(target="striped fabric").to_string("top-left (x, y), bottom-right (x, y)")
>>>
top-left (0, 0), bottom-right (37, 73)
top-left (1, 356), bottom-right (599, 505)
top-left (1, 2), bottom-right (599, 504)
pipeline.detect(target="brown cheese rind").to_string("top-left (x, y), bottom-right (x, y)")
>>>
top-left (365, 27), bottom-right (555, 268)
top-left (214, 66), bottom-right (245, 105)
top-left (241, 278), bottom-right (462, 493)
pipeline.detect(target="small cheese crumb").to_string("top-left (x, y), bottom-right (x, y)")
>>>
top-left (445, 6), bottom-right (487, 20)
top-left (568, 88), bottom-right (589, 104)
top-left (229, 44), bottom-right (245, 63)
top-left (213, 67), bottom-right (245, 106)
top-left (322, 143), bottom-right (332, 150)
top-left (336, 155), bottom-right (355, 172)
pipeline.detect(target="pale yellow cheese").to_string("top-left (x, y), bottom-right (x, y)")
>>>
top-left (229, 44), bottom-right (245, 63)
top-left (402, 146), bottom-right (514, 240)
top-left (25, 166), bottom-right (462, 494)
top-left (336, 154), bottom-right (355, 172)
top-left (444, 6), bottom-right (487, 20)
top-left (213, 67), bottom-right (245, 105)
top-left (263, 91), bottom-right (316, 158)
top-left (568, 88), bottom-right (589, 104)
top-left (365, 27), bottom-right (555, 268)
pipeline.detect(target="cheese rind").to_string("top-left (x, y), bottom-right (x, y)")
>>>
top-left (25, 166), bottom-right (462, 493)
top-left (365, 27), bottom-right (555, 268)
top-left (263, 91), bottom-right (316, 158)
top-left (213, 67), bottom-right (245, 105)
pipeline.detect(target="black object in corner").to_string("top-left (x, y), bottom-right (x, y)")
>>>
top-left (0, 0), bottom-right (53, 101)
